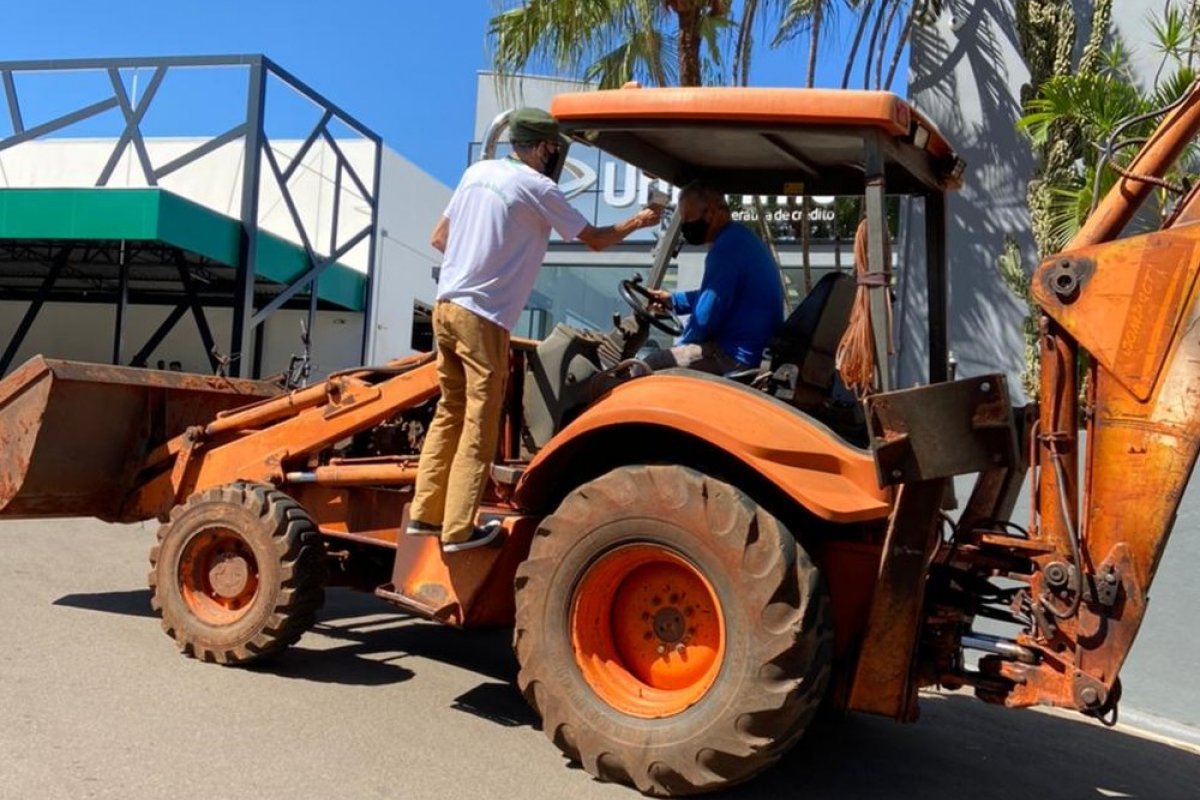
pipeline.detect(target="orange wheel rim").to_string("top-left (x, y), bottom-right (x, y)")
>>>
top-left (570, 544), bottom-right (725, 719)
top-left (178, 527), bottom-right (260, 625)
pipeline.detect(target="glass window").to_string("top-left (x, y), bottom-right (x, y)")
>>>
top-left (522, 263), bottom-right (680, 352)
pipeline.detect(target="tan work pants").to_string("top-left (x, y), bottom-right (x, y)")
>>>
top-left (410, 300), bottom-right (510, 544)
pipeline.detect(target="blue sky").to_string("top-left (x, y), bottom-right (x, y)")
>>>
top-left (1, 1), bottom-right (908, 188)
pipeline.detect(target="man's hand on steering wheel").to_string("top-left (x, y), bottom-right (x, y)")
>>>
top-left (646, 288), bottom-right (673, 311)
top-left (619, 278), bottom-right (684, 337)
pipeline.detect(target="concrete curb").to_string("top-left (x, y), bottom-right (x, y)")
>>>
top-left (1111, 708), bottom-right (1200, 753)
top-left (923, 688), bottom-right (1200, 754)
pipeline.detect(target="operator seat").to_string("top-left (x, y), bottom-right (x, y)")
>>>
top-left (769, 270), bottom-right (856, 394)
top-left (757, 270), bottom-right (862, 443)
top-left (722, 271), bottom-right (855, 404)
top-left (722, 271), bottom-right (855, 395)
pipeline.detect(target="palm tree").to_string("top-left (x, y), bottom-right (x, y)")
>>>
top-left (769, 0), bottom-right (843, 291)
top-left (732, 0), bottom-right (764, 86)
top-left (842, 1), bottom-right (875, 87)
top-left (733, 0), bottom-right (795, 87)
top-left (882, 1), bottom-right (940, 89)
top-left (771, 0), bottom-right (831, 87)
top-left (1016, 1), bottom-right (1198, 252)
top-left (669, 0), bottom-right (735, 85)
top-left (488, 0), bottom-right (733, 88)
top-left (1003, 0), bottom-right (1200, 397)
top-left (847, 0), bottom-right (936, 91)
top-left (860, 1), bottom-right (888, 87)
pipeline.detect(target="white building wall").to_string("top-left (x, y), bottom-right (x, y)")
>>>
top-left (0, 136), bottom-right (449, 377)
top-left (0, 302), bottom-right (361, 379)
top-left (366, 147), bottom-right (445, 364)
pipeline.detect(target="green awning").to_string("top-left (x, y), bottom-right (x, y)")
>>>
top-left (0, 187), bottom-right (366, 311)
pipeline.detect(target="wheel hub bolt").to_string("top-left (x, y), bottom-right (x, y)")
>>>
top-left (653, 607), bottom-right (686, 644)
top-left (209, 555), bottom-right (250, 599)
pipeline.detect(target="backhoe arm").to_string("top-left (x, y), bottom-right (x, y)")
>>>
top-left (1007, 79), bottom-right (1200, 717)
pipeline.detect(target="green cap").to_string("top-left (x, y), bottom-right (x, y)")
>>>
top-left (509, 107), bottom-right (560, 144)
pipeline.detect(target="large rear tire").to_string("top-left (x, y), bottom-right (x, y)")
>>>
top-left (149, 482), bottom-right (325, 665)
top-left (514, 465), bottom-right (832, 796)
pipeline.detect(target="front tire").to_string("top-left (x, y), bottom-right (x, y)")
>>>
top-left (149, 482), bottom-right (325, 665)
top-left (514, 465), bottom-right (832, 796)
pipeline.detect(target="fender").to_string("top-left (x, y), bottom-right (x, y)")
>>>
top-left (514, 372), bottom-right (891, 523)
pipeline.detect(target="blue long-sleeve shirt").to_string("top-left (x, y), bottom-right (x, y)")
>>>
top-left (670, 222), bottom-right (784, 366)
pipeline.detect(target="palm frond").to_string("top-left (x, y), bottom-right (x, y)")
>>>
top-left (1152, 64), bottom-right (1197, 109)
top-left (489, 0), bottom-right (624, 77)
top-left (488, 0), bottom-right (684, 88)
top-left (1149, 3), bottom-right (1194, 59)
top-left (1099, 37), bottom-right (1136, 82)
top-left (772, 0), bottom-right (817, 47)
top-left (1148, 2), bottom-right (1200, 84)
top-left (698, 12), bottom-right (734, 65)
top-left (1048, 183), bottom-right (1092, 251)
top-left (1018, 73), bottom-right (1148, 147)
top-left (582, 44), bottom-right (628, 87)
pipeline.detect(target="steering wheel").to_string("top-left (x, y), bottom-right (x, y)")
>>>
top-left (619, 277), bottom-right (684, 337)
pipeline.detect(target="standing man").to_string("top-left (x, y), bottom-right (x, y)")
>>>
top-left (645, 180), bottom-right (784, 375)
top-left (408, 108), bottom-right (662, 553)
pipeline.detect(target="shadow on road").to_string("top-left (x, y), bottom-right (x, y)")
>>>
top-left (53, 589), bottom-right (156, 618)
top-left (313, 588), bottom-right (518, 679)
top-left (237, 588), bottom-right (519, 688)
top-left (296, 589), bottom-right (1200, 798)
top-left (452, 682), bottom-right (539, 728)
top-left (51, 586), bottom-right (1200, 799)
top-left (716, 693), bottom-right (1200, 799)
top-left (249, 643), bottom-right (417, 686)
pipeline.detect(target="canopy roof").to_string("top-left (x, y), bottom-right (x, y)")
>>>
top-left (0, 188), bottom-right (364, 311)
top-left (550, 87), bottom-right (964, 196)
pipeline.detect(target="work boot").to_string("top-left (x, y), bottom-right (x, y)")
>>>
top-left (405, 520), bottom-right (442, 536)
top-left (442, 521), bottom-right (503, 553)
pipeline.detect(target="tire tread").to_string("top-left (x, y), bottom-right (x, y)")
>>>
top-left (513, 465), bottom-right (833, 796)
top-left (148, 481), bottom-right (324, 666)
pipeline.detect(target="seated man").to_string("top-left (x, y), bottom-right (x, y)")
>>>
top-left (646, 180), bottom-right (784, 375)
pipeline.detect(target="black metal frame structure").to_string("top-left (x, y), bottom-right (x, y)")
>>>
top-left (0, 55), bottom-right (383, 377)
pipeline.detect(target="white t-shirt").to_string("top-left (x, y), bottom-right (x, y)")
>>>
top-left (437, 157), bottom-right (590, 331)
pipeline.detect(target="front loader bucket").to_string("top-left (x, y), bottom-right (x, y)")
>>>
top-left (0, 356), bottom-right (283, 522)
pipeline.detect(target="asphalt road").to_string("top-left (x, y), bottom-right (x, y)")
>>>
top-left (2, 517), bottom-right (1199, 800)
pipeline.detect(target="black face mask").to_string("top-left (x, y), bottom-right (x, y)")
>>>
top-left (540, 146), bottom-right (559, 177)
top-left (681, 217), bottom-right (709, 245)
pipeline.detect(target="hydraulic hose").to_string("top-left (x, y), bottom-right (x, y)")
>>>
top-left (1040, 341), bottom-right (1084, 621)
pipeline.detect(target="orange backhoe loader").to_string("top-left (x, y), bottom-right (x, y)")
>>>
top-left (2, 83), bottom-right (1199, 795)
